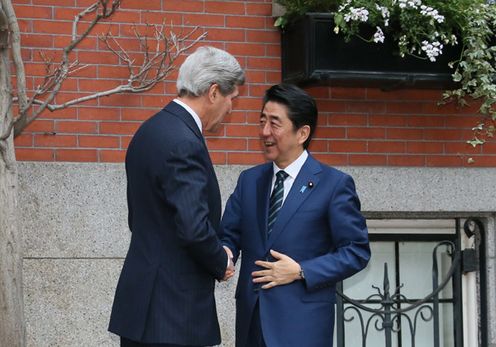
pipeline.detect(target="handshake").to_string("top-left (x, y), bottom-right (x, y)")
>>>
top-left (222, 246), bottom-right (235, 281)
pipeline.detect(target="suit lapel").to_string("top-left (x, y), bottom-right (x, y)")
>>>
top-left (266, 155), bottom-right (322, 251)
top-left (257, 164), bottom-right (273, 246)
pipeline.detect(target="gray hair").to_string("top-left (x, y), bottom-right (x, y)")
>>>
top-left (177, 46), bottom-right (245, 97)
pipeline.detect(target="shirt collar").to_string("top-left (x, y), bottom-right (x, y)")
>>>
top-left (173, 98), bottom-right (202, 134)
top-left (272, 150), bottom-right (308, 179)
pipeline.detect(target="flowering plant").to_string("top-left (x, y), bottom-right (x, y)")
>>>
top-left (275, 0), bottom-right (496, 145)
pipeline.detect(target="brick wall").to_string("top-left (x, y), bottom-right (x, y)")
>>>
top-left (12, 0), bottom-right (496, 167)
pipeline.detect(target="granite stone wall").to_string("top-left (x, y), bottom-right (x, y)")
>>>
top-left (17, 162), bottom-right (496, 346)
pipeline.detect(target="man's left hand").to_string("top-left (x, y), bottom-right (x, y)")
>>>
top-left (252, 249), bottom-right (301, 289)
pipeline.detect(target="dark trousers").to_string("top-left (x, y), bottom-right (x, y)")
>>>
top-left (121, 336), bottom-right (199, 347)
top-left (245, 301), bottom-right (267, 347)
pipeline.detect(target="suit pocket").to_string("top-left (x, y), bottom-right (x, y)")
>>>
top-left (301, 287), bottom-right (336, 303)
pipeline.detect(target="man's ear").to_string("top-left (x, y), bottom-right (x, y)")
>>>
top-left (208, 83), bottom-right (219, 103)
top-left (297, 125), bottom-right (311, 146)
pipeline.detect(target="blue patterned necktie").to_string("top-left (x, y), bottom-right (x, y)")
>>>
top-left (267, 170), bottom-right (289, 236)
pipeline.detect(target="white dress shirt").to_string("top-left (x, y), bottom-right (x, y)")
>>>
top-left (271, 150), bottom-right (309, 205)
top-left (173, 98), bottom-right (202, 133)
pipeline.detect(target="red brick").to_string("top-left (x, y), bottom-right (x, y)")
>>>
top-left (225, 124), bottom-right (259, 137)
top-left (15, 148), bottom-right (54, 161)
top-left (349, 154), bottom-right (387, 166)
top-left (406, 142), bottom-right (444, 154)
top-left (141, 95), bottom-right (169, 108)
top-left (464, 156), bottom-right (496, 167)
top-left (33, 20), bottom-right (73, 34)
top-left (15, 5), bottom-right (52, 19)
top-left (206, 138), bottom-right (247, 151)
top-left (14, 134), bottom-right (33, 147)
top-left (99, 149), bottom-right (127, 162)
top-left (98, 93), bottom-right (142, 107)
top-left (306, 87), bottom-right (330, 99)
top-left (246, 30), bottom-right (279, 44)
top-left (424, 129), bottom-right (463, 141)
top-left (388, 155), bottom-right (426, 166)
top-left (247, 139), bottom-right (262, 151)
top-left (34, 134), bottom-right (77, 147)
top-left (56, 149), bottom-right (98, 162)
top-left (33, 0), bottom-right (73, 5)
top-left (103, 10), bottom-right (141, 23)
top-left (184, 13), bottom-right (224, 27)
top-left (141, 12), bottom-right (183, 25)
top-left (224, 111), bottom-right (246, 124)
top-left (78, 107), bottom-right (120, 120)
top-left (347, 101), bottom-right (386, 114)
top-left (426, 155), bottom-right (464, 167)
top-left (79, 135), bottom-right (120, 148)
top-left (164, 0), bottom-right (204, 12)
top-left (206, 2), bottom-right (245, 15)
top-left (368, 141), bottom-right (406, 153)
top-left (227, 152), bottom-right (264, 165)
top-left (247, 57), bottom-right (280, 70)
top-left (78, 51), bottom-right (120, 65)
top-left (226, 43), bottom-right (266, 56)
top-left (38, 107), bottom-right (77, 120)
top-left (387, 102), bottom-right (424, 114)
top-left (307, 139), bottom-right (327, 152)
top-left (313, 153), bottom-right (348, 166)
top-left (207, 28), bottom-right (245, 42)
top-left (369, 115), bottom-right (408, 127)
top-left (20, 34), bottom-right (54, 48)
top-left (347, 128), bottom-right (386, 139)
top-left (445, 142), bottom-right (481, 154)
top-left (407, 115), bottom-right (445, 127)
top-left (210, 151), bottom-right (227, 165)
top-left (121, 136), bottom-right (133, 149)
top-left (331, 87), bottom-right (366, 100)
top-left (247, 3), bottom-right (272, 16)
top-left (329, 140), bottom-right (366, 153)
top-left (265, 71), bottom-right (282, 84)
top-left (97, 65), bottom-right (130, 79)
top-left (482, 142), bottom-right (496, 154)
top-left (314, 127), bottom-right (346, 139)
top-left (386, 129), bottom-right (424, 140)
top-left (122, 109), bottom-right (156, 121)
top-left (318, 100), bottom-right (347, 113)
top-left (99, 122), bottom-right (140, 135)
top-left (329, 114), bottom-right (367, 126)
top-left (56, 121), bottom-right (97, 134)
top-left (367, 88), bottom-right (442, 101)
top-left (226, 16), bottom-right (266, 29)
top-left (444, 115), bottom-right (481, 128)
top-left (121, 0), bottom-right (161, 10)
top-left (265, 44), bottom-right (280, 57)
top-left (24, 120), bottom-right (55, 133)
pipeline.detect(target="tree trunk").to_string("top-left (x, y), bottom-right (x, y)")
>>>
top-left (0, 136), bottom-right (24, 346)
top-left (0, 1), bottom-right (25, 343)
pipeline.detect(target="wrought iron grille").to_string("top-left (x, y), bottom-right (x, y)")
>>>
top-left (335, 239), bottom-right (462, 347)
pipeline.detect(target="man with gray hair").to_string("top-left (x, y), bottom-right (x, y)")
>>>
top-left (109, 46), bottom-right (245, 347)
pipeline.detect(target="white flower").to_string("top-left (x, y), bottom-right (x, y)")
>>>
top-left (344, 7), bottom-right (369, 22)
top-left (421, 40), bottom-right (444, 62)
top-left (373, 26), bottom-right (385, 43)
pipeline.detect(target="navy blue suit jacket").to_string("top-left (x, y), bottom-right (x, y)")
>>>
top-left (221, 155), bottom-right (370, 347)
top-left (109, 101), bottom-right (228, 345)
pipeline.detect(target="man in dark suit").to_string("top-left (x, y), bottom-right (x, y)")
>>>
top-left (221, 84), bottom-right (370, 347)
top-left (109, 46), bottom-right (245, 347)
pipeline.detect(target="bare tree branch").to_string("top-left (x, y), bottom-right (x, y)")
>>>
top-left (24, 24), bottom-right (206, 113)
top-left (1, 0), bottom-right (27, 115)
top-left (13, 0), bottom-right (122, 136)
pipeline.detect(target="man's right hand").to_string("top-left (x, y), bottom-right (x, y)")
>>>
top-left (222, 246), bottom-right (235, 281)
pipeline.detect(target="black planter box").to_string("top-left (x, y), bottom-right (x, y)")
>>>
top-left (281, 13), bottom-right (460, 89)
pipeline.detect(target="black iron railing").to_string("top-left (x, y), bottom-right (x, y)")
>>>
top-left (336, 241), bottom-right (461, 347)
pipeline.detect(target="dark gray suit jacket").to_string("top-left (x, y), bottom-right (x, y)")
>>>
top-left (109, 101), bottom-right (227, 345)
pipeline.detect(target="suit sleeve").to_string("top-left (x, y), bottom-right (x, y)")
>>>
top-left (220, 171), bottom-right (244, 264)
top-left (161, 139), bottom-right (227, 280)
top-left (300, 174), bottom-right (370, 291)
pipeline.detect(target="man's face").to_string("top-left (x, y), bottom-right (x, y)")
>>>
top-left (204, 85), bottom-right (239, 133)
top-left (259, 101), bottom-right (308, 168)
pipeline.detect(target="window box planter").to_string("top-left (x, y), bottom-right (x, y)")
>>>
top-left (281, 13), bottom-right (461, 89)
